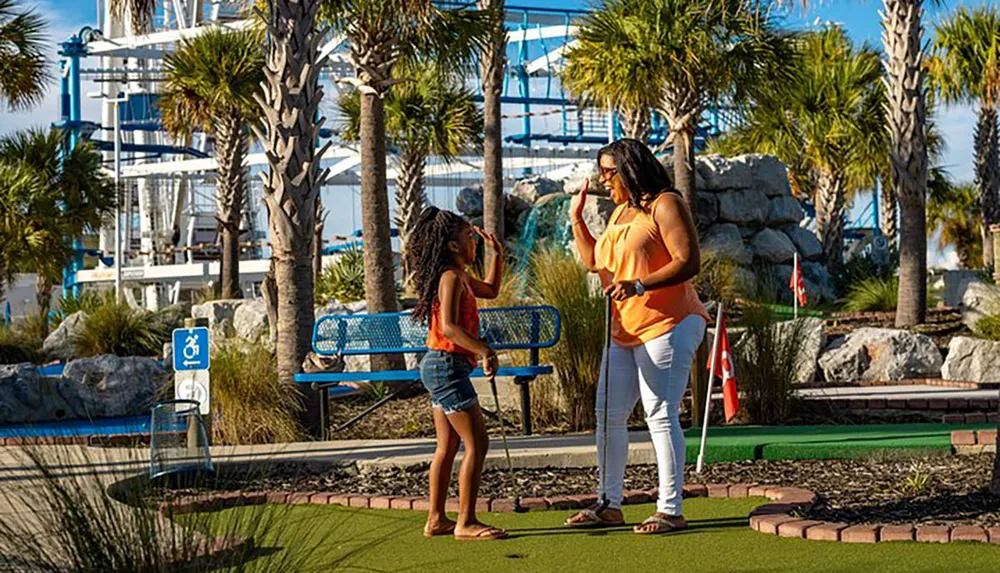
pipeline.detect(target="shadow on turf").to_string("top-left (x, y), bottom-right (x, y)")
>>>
top-left (503, 517), bottom-right (747, 539)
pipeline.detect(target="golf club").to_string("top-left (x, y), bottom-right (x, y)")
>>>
top-left (488, 373), bottom-right (527, 513)
top-left (596, 294), bottom-right (613, 513)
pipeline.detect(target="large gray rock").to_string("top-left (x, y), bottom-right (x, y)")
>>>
top-left (0, 363), bottom-right (43, 423)
top-left (62, 355), bottom-right (165, 419)
top-left (960, 280), bottom-right (1000, 330)
top-left (779, 317), bottom-right (827, 384)
top-left (818, 328), bottom-right (942, 383)
top-left (750, 228), bottom-right (797, 264)
top-left (701, 223), bottom-right (751, 265)
top-left (717, 188), bottom-right (769, 225)
top-left (942, 336), bottom-right (1000, 383)
top-left (191, 299), bottom-right (245, 338)
top-left (233, 298), bottom-right (269, 342)
top-left (942, 270), bottom-right (982, 308)
top-left (456, 184), bottom-right (483, 216)
top-left (696, 154), bottom-right (752, 191)
top-left (579, 195), bottom-right (617, 238)
top-left (511, 176), bottom-right (562, 204)
top-left (738, 154), bottom-right (792, 197)
top-left (767, 196), bottom-right (805, 225)
top-left (694, 192), bottom-right (719, 227)
top-left (782, 225), bottom-right (823, 261)
top-left (42, 311), bottom-right (88, 360)
top-left (802, 261), bottom-right (837, 302)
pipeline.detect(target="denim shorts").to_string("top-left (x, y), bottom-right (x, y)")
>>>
top-left (420, 350), bottom-right (478, 414)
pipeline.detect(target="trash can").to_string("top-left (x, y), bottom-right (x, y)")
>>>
top-left (149, 399), bottom-right (214, 487)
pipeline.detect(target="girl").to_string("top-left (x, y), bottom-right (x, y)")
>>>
top-left (407, 206), bottom-right (507, 541)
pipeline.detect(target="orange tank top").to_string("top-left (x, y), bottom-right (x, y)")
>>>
top-left (595, 192), bottom-right (710, 347)
top-left (427, 279), bottom-right (480, 364)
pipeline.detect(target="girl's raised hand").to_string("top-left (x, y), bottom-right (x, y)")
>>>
top-left (474, 226), bottom-right (504, 256)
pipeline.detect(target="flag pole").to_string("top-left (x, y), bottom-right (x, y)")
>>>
top-left (793, 252), bottom-right (799, 319)
top-left (696, 302), bottom-right (724, 474)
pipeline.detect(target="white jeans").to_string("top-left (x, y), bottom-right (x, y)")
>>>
top-left (596, 314), bottom-right (706, 516)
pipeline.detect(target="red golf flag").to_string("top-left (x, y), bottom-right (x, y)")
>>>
top-left (707, 314), bottom-right (739, 422)
top-left (790, 255), bottom-right (807, 307)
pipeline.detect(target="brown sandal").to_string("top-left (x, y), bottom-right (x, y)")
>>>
top-left (633, 514), bottom-right (686, 535)
top-left (564, 508), bottom-right (625, 529)
top-left (454, 526), bottom-right (508, 541)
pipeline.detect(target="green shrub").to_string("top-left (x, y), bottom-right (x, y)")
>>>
top-left (0, 321), bottom-right (42, 365)
top-left (316, 248), bottom-right (366, 305)
top-left (51, 290), bottom-right (112, 326)
top-left (976, 314), bottom-right (1000, 341)
top-left (71, 301), bottom-right (168, 357)
top-left (842, 276), bottom-right (898, 312)
top-left (731, 305), bottom-right (806, 425)
top-left (695, 251), bottom-right (744, 310)
top-left (834, 249), bottom-right (897, 294)
top-left (209, 341), bottom-right (303, 445)
top-left (530, 246), bottom-right (604, 431)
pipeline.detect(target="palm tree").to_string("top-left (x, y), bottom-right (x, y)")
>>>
top-left (0, 164), bottom-right (56, 302)
top-left (254, 0), bottom-right (329, 436)
top-left (320, 0), bottom-right (489, 370)
top-left (561, 4), bottom-right (661, 142)
top-left (883, 0), bottom-right (937, 328)
top-left (478, 0), bottom-right (506, 240)
top-left (339, 62), bottom-right (483, 283)
top-left (160, 29), bottom-right (265, 299)
top-left (566, 0), bottom-right (794, 207)
top-left (927, 5), bottom-right (1000, 269)
top-left (714, 28), bottom-right (885, 274)
top-left (0, 129), bottom-right (115, 328)
top-left (0, 0), bottom-right (48, 110)
top-left (108, 0), bottom-right (154, 32)
top-left (927, 175), bottom-right (982, 269)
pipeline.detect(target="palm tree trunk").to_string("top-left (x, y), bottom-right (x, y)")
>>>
top-left (619, 106), bottom-right (650, 143)
top-left (672, 127), bottom-right (697, 207)
top-left (256, 0), bottom-right (326, 437)
top-left (35, 273), bottom-right (53, 336)
top-left (879, 177), bottom-right (898, 248)
top-left (359, 92), bottom-right (405, 372)
top-left (815, 170), bottom-right (846, 274)
top-left (883, 0), bottom-right (929, 327)
top-left (975, 106), bottom-right (999, 268)
top-left (479, 0), bottom-right (506, 240)
top-left (661, 89), bottom-right (700, 207)
top-left (314, 200), bottom-right (325, 287)
top-left (214, 113), bottom-right (248, 299)
top-left (395, 149), bottom-right (426, 285)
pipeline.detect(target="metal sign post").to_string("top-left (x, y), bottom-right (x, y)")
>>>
top-left (173, 318), bottom-right (211, 444)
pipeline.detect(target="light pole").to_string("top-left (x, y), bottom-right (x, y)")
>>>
top-left (105, 91), bottom-right (131, 301)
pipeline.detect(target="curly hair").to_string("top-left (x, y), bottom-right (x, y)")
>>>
top-left (407, 206), bottom-right (469, 324)
top-left (598, 138), bottom-right (675, 208)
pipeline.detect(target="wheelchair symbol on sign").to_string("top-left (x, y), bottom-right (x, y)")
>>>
top-left (183, 334), bottom-right (200, 366)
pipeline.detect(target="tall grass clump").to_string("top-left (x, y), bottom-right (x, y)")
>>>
top-left (842, 275), bottom-right (899, 312)
top-left (976, 314), bottom-right (1000, 341)
top-left (52, 289), bottom-right (113, 325)
top-left (695, 251), bottom-right (744, 310)
top-left (0, 319), bottom-right (42, 364)
top-left (473, 257), bottom-right (522, 309)
top-left (210, 341), bottom-right (303, 444)
top-left (315, 248), bottom-right (366, 305)
top-left (0, 446), bottom-right (362, 572)
top-left (731, 305), bottom-right (806, 424)
top-left (530, 246), bottom-right (604, 431)
top-left (71, 300), bottom-right (168, 357)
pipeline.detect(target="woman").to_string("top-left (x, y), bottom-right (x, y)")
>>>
top-left (564, 138), bottom-right (709, 535)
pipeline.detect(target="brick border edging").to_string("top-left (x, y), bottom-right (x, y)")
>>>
top-left (951, 429), bottom-right (998, 448)
top-left (159, 482), bottom-right (1000, 544)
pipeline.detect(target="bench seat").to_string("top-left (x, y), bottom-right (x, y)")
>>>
top-left (294, 365), bottom-right (554, 385)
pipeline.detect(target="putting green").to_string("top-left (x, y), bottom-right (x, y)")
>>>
top-left (683, 422), bottom-right (992, 463)
top-left (204, 499), bottom-right (1000, 573)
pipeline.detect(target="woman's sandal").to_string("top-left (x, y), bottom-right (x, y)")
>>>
top-left (423, 522), bottom-right (457, 538)
top-left (454, 526), bottom-right (508, 541)
top-left (633, 514), bottom-right (687, 535)
top-left (564, 508), bottom-right (626, 529)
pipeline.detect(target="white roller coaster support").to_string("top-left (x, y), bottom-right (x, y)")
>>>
top-left (526, 42), bottom-right (573, 75)
top-left (507, 25), bottom-right (577, 45)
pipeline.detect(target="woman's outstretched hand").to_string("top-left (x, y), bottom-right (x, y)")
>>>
top-left (570, 176), bottom-right (589, 221)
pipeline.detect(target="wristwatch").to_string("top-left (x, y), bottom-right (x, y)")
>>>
top-left (634, 279), bottom-right (646, 296)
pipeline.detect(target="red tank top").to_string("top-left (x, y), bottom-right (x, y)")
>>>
top-left (427, 280), bottom-right (480, 364)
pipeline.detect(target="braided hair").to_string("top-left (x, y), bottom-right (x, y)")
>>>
top-left (407, 206), bottom-right (469, 324)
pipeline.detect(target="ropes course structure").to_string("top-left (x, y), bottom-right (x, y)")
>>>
top-left (55, 1), bottom-right (738, 308)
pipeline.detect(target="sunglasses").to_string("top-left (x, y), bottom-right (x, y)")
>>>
top-left (598, 166), bottom-right (618, 181)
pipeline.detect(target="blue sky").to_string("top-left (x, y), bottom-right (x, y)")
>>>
top-left (1, 0), bottom-right (991, 267)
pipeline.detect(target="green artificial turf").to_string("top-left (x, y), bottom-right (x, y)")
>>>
top-left (682, 422), bottom-right (994, 463)
top-left (203, 499), bottom-right (1000, 573)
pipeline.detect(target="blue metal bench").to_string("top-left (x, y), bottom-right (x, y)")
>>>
top-left (295, 305), bottom-right (561, 438)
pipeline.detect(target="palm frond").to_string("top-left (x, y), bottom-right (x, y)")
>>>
top-left (0, 0), bottom-right (49, 110)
